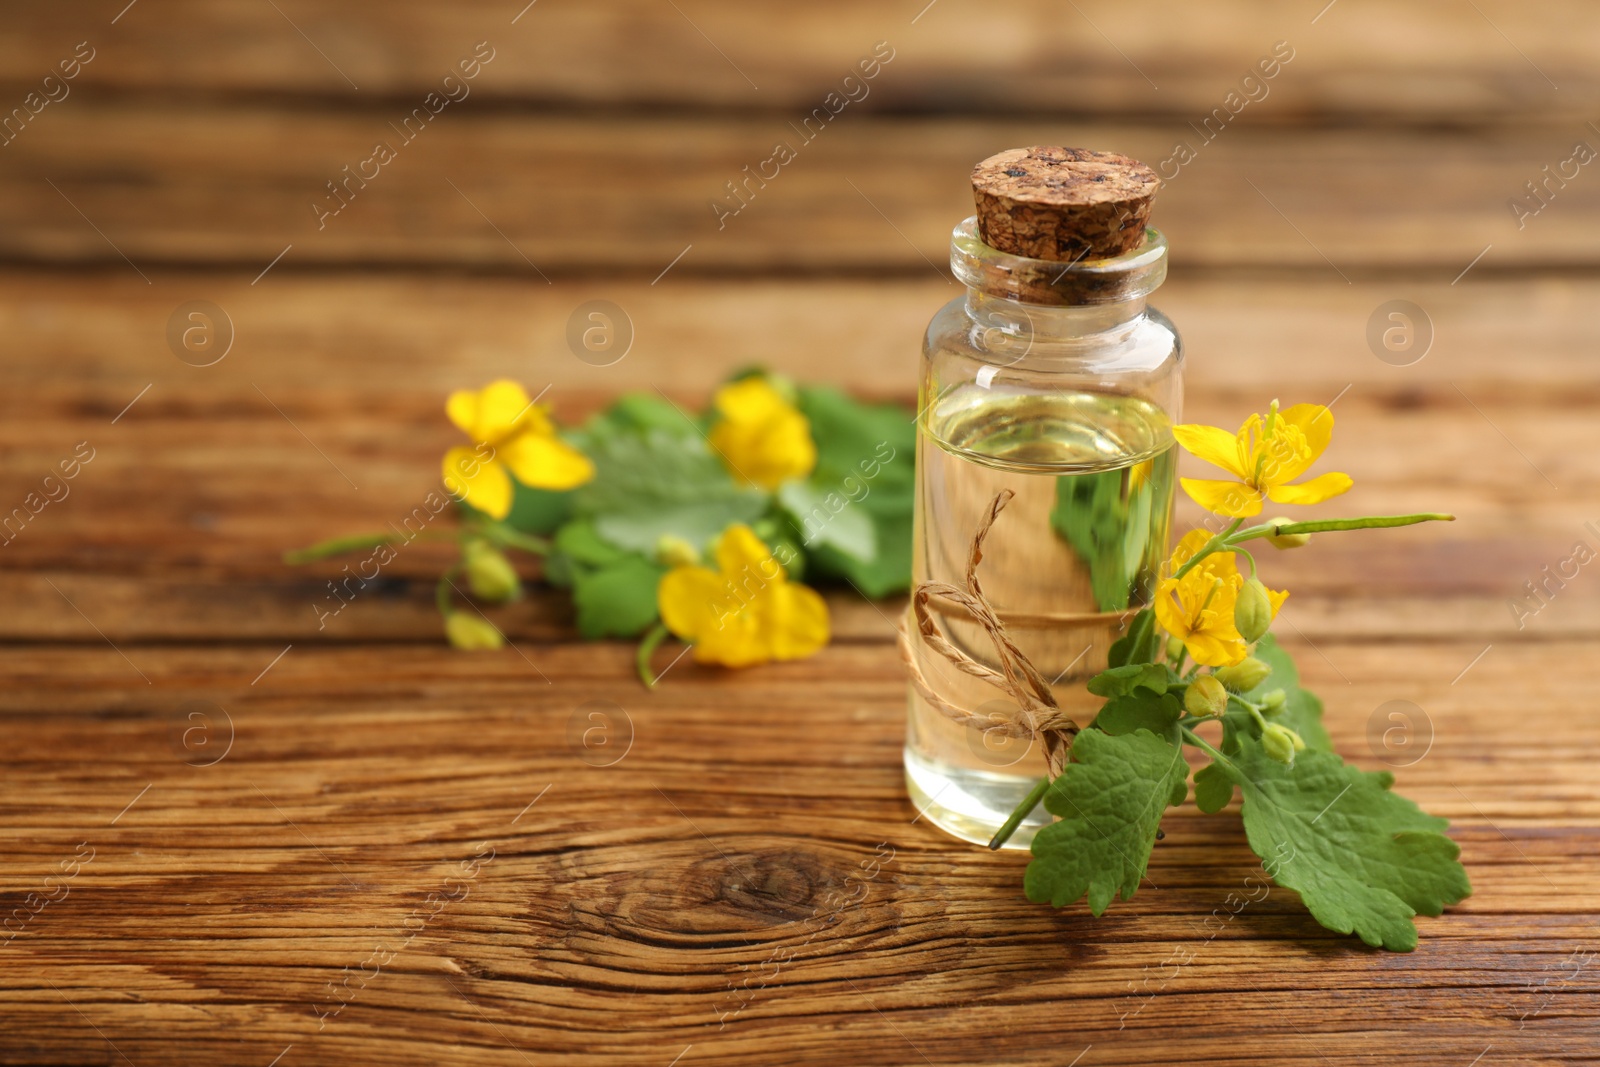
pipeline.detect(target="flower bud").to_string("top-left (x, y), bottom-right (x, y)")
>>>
top-left (1215, 656), bottom-right (1272, 694)
top-left (1261, 723), bottom-right (1301, 765)
top-left (444, 611), bottom-right (504, 651)
top-left (1165, 636), bottom-right (1186, 663)
top-left (1259, 688), bottom-right (1287, 715)
top-left (1184, 674), bottom-right (1228, 717)
top-left (655, 534), bottom-right (701, 569)
top-left (1265, 517), bottom-right (1310, 550)
top-left (463, 539), bottom-right (521, 603)
top-left (1234, 577), bottom-right (1274, 643)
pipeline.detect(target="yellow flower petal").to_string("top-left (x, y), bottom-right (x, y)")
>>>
top-left (1185, 629), bottom-right (1248, 668)
top-left (1265, 584), bottom-right (1289, 618)
top-left (761, 581), bottom-right (829, 661)
top-left (447, 380), bottom-right (535, 444)
top-left (707, 378), bottom-right (817, 489)
top-left (442, 446), bottom-right (513, 519)
top-left (1266, 471), bottom-right (1353, 507)
top-left (1173, 423), bottom-right (1249, 479)
top-left (714, 377), bottom-right (788, 423)
top-left (1277, 404), bottom-right (1335, 464)
top-left (715, 524), bottom-right (780, 579)
top-left (1181, 477), bottom-right (1263, 517)
top-left (1154, 576), bottom-right (1192, 640)
top-left (658, 565), bottom-right (726, 644)
top-left (498, 430), bottom-right (595, 491)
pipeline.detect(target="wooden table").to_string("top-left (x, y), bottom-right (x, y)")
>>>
top-left (3, 3), bottom-right (1597, 1064)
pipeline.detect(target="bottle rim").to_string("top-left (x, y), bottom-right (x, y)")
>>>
top-left (950, 216), bottom-right (1168, 307)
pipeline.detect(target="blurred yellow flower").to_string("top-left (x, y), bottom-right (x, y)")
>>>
top-left (441, 380), bottom-right (594, 519)
top-left (708, 378), bottom-right (816, 489)
top-left (1154, 530), bottom-right (1286, 667)
top-left (658, 524), bottom-right (828, 668)
top-left (1174, 401), bottom-right (1352, 518)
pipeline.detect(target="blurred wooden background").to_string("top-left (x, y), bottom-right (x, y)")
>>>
top-left (2, 2), bottom-right (1597, 1065)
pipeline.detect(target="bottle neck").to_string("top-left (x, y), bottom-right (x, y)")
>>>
top-left (965, 289), bottom-right (1149, 343)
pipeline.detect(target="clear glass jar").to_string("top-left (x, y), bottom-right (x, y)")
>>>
top-left (905, 217), bottom-right (1182, 848)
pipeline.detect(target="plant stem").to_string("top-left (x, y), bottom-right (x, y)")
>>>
top-left (1172, 519), bottom-right (1243, 580)
top-left (478, 523), bottom-right (552, 555)
top-left (1234, 513), bottom-right (1454, 542)
top-left (435, 565), bottom-right (462, 616)
top-left (988, 776), bottom-right (1052, 851)
top-left (635, 622), bottom-right (671, 688)
top-left (284, 530), bottom-right (455, 564)
top-left (1173, 512), bottom-right (1453, 580)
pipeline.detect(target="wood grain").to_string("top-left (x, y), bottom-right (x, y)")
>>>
top-left (2, 105), bottom-right (1594, 272)
top-left (4, 2), bottom-right (1599, 1062)
top-left (1, 0), bottom-right (1593, 120)
top-left (2, 640), bottom-right (1595, 1065)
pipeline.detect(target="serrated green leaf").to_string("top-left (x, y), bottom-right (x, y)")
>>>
top-left (1024, 729), bottom-right (1188, 915)
top-left (1221, 739), bottom-right (1470, 951)
top-left (1093, 690), bottom-right (1182, 737)
top-left (571, 556), bottom-right (666, 639)
top-left (778, 480), bottom-right (877, 563)
top-left (1193, 761), bottom-right (1234, 813)
top-left (1088, 662), bottom-right (1171, 697)
top-left (574, 425), bottom-right (767, 554)
top-left (1249, 634), bottom-right (1332, 750)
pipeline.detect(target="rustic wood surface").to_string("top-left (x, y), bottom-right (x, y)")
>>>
top-left (3, 2), bottom-right (1598, 1065)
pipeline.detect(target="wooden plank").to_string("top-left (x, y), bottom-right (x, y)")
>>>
top-left (4, 271), bottom-right (1597, 399)
top-left (0, 641), bottom-right (1593, 1065)
top-left (1, 0), bottom-right (1593, 121)
top-left (2, 105), bottom-right (1595, 271)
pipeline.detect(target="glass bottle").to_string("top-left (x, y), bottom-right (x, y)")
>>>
top-left (905, 212), bottom-right (1182, 849)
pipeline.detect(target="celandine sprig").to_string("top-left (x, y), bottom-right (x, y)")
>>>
top-left (1005, 401), bottom-right (1470, 952)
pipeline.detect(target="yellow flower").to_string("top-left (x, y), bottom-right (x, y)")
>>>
top-left (1174, 401), bottom-right (1353, 518)
top-left (658, 524), bottom-right (829, 668)
top-left (441, 380), bottom-right (594, 519)
top-left (708, 378), bottom-right (816, 489)
top-left (1154, 530), bottom-right (1286, 667)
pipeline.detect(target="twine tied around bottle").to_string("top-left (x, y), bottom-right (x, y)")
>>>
top-left (897, 489), bottom-right (1080, 778)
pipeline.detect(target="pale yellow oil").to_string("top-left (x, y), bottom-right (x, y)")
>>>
top-left (905, 387), bottom-right (1175, 847)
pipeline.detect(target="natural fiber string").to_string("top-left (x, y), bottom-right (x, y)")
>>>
top-left (897, 489), bottom-right (1079, 777)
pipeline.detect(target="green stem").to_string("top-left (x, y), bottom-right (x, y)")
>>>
top-left (1172, 519), bottom-right (1244, 580)
top-left (1236, 546), bottom-right (1258, 579)
top-left (435, 565), bottom-right (462, 616)
top-left (477, 523), bottom-right (552, 555)
top-left (635, 622), bottom-right (671, 689)
top-left (988, 776), bottom-right (1052, 851)
top-left (1234, 513), bottom-right (1454, 542)
top-left (1173, 512), bottom-right (1453, 580)
top-left (284, 530), bottom-right (455, 564)
top-left (1181, 725), bottom-right (1238, 774)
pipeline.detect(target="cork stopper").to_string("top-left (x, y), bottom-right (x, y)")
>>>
top-left (971, 146), bottom-right (1160, 261)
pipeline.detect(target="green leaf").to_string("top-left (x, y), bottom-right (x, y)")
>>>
top-left (574, 425), bottom-right (768, 554)
top-left (807, 510), bottom-right (911, 597)
top-left (796, 385), bottom-right (915, 517)
top-left (1220, 739), bottom-right (1471, 951)
top-left (792, 386), bottom-right (916, 596)
top-left (1087, 662), bottom-right (1171, 697)
top-left (1093, 690), bottom-right (1181, 738)
top-left (1051, 465), bottom-right (1150, 611)
top-left (1248, 634), bottom-right (1332, 750)
top-left (778, 480), bottom-right (877, 563)
top-left (1107, 608), bottom-right (1157, 668)
top-left (1024, 729), bottom-right (1188, 915)
top-left (554, 519), bottom-right (629, 567)
top-left (1193, 761), bottom-right (1234, 813)
top-left (571, 555), bottom-right (666, 639)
